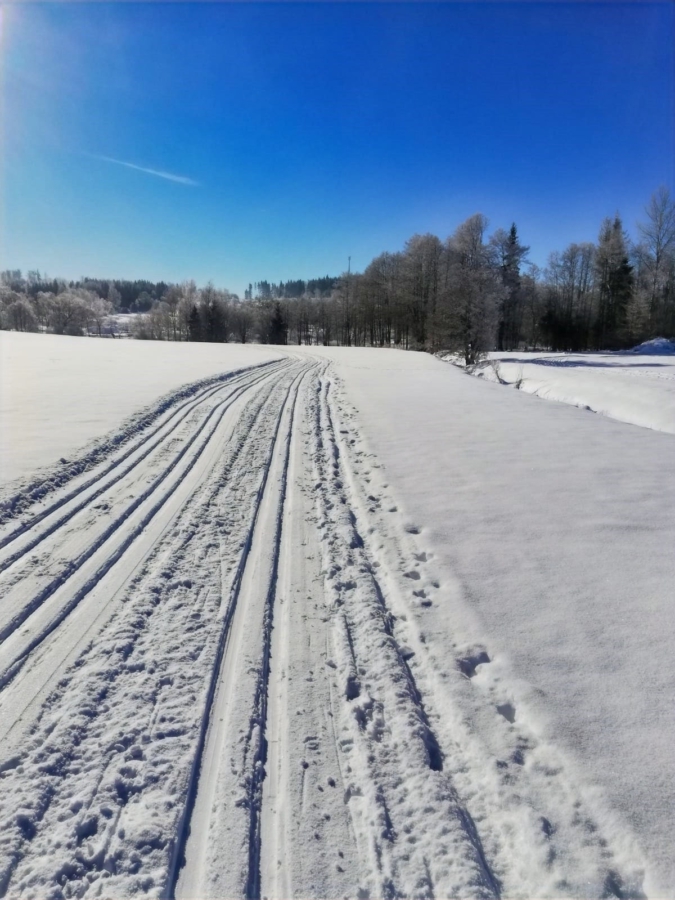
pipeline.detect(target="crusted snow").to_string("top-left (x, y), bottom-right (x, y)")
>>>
top-left (0, 337), bottom-right (672, 898)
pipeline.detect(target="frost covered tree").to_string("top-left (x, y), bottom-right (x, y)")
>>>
top-left (89, 297), bottom-right (113, 337)
top-left (49, 292), bottom-right (93, 336)
top-left (5, 298), bottom-right (39, 332)
top-left (230, 300), bottom-right (255, 343)
top-left (107, 285), bottom-right (122, 310)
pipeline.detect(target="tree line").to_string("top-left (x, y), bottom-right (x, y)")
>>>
top-left (0, 275), bottom-right (173, 338)
top-left (245, 186), bottom-right (674, 360)
top-left (2, 186), bottom-right (673, 360)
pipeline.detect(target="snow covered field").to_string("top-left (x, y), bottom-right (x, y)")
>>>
top-left (0, 335), bottom-right (673, 898)
top-left (0, 332), bottom-right (282, 485)
top-left (439, 340), bottom-right (675, 435)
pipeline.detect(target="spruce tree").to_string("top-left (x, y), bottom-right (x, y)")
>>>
top-left (188, 304), bottom-right (202, 342)
top-left (269, 301), bottom-right (288, 344)
top-left (595, 216), bottom-right (633, 348)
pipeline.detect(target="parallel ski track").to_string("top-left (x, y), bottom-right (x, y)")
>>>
top-left (0, 363), bottom-right (307, 898)
top-left (0, 359), bottom-right (290, 568)
top-left (243, 361), bottom-right (308, 900)
top-left (0, 357), bottom-right (647, 899)
top-left (0, 359), bottom-right (285, 529)
top-left (166, 360), bottom-right (315, 900)
top-left (0, 361), bottom-right (292, 689)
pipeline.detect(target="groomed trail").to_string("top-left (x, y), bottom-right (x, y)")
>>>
top-left (0, 355), bottom-right (650, 899)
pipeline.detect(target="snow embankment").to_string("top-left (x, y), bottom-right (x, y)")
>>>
top-left (0, 332), bottom-right (283, 486)
top-left (627, 336), bottom-right (675, 354)
top-left (439, 344), bottom-right (675, 434)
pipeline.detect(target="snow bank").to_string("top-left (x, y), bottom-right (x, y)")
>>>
top-left (0, 332), bottom-right (282, 485)
top-left (627, 336), bottom-right (675, 355)
top-left (441, 349), bottom-right (675, 434)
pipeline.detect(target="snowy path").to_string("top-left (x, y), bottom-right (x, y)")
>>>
top-left (0, 355), bottom-right (652, 898)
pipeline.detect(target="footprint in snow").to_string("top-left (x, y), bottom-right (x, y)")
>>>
top-left (497, 702), bottom-right (517, 724)
top-left (457, 650), bottom-right (490, 678)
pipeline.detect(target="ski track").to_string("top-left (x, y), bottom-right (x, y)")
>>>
top-left (0, 361), bottom-right (292, 692)
top-left (0, 355), bottom-right (651, 899)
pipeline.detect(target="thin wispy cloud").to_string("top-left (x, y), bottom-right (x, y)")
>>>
top-left (90, 154), bottom-right (200, 187)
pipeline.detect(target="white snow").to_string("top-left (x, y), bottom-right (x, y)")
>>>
top-left (0, 336), bottom-right (673, 898)
top-left (439, 347), bottom-right (675, 434)
top-left (0, 332), bottom-right (282, 485)
top-left (315, 346), bottom-right (675, 895)
top-left (627, 337), bottom-right (675, 355)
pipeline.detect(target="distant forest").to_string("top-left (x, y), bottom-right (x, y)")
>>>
top-left (2, 186), bottom-right (673, 362)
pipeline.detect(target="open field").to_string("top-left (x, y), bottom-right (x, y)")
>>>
top-left (0, 333), bottom-right (283, 486)
top-left (0, 335), bottom-right (673, 898)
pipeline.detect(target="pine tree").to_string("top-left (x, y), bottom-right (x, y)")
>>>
top-left (269, 301), bottom-right (287, 344)
top-left (492, 223), bottom-right (529, 350)
top-left (595, 215), bottom-right (633, 348)
top-left (188, 304), bottom-right (202, 342)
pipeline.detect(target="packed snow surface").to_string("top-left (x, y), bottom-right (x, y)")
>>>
top-left (439, 345), bottom-right (675, 434)
top-left (0, 336), bottom-right (673, 898)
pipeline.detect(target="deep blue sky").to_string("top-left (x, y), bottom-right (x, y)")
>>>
top-left (2, 2), bottom-right (673, 296)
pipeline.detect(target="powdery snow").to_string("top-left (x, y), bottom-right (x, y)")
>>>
top-left (0, 337), bottom-right (673, 898)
